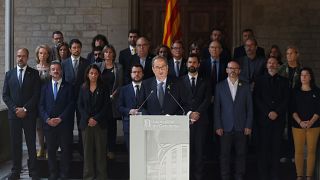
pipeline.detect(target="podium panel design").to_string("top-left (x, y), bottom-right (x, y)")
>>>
top-left (130, 115), bottom-right (189, 180)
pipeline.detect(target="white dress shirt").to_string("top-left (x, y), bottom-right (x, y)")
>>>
top-left (227, 77), bottom-right (239, 101)
top-left (17, 65), bottom-right (27, 83)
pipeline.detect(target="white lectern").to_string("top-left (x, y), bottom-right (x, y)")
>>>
top-left (130, 115), bottom-right (189, 180)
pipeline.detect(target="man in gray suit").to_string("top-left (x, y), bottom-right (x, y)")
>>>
top-left (214, 60), bottom-right (253, 180)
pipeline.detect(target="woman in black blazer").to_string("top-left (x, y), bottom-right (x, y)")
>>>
top-left (78, 64), bottom-right (112, 180)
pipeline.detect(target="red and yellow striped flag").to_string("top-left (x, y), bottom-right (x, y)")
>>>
top-left (162, 0), bottom-right (181, 48)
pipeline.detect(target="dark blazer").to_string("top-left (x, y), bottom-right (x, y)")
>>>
top-left (96, 61), bottom-right (123, 118)
top-left (61, 56), bottom-right (90, 97)
top-left (3, 66), bottom-right (41, 120)
top-left (237, 56), bottom-right (266, 84)
top-left (77, 85), bottom-right (112, 130)
top-left (253, 73), bottom-right (289, 126)
top-left (233, 45), bottom-right (265, 59)
top-left (199, 57), bottom-right (228, 95)
top-left (180, 75), bottom-right (211, 124)
top-left (200, 57), bottom-right (228, 81)
top-left (51, 45), bottom-right (59, 61)
top-left (39, 80), bottom-right (75, 130)
top-left (117, 83), bottom-right (144, 133)
top-left (129, 53), bottom-right (155, 80)
top-left (168, 58), bottom-right (188, 78)
top-left (142, 76), bottom-right (190, 115)
top-left (119, 48), bottom-right (134, 84)
top-left (214, 79), bottom-right (253, 132)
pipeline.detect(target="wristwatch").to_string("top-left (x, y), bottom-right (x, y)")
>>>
top-left (22, 107), bottom-right (27, 112)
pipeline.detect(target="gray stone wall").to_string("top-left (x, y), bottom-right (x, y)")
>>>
top-left (238, 0), bottom-right (320, 82)
top-left (0, 2), bottom-right (4, 109)
top-left (0, 0), bottom-right (130, 108)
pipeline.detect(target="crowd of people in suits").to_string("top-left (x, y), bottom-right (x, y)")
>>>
top-left (2, 28), bottom-right (320, 180)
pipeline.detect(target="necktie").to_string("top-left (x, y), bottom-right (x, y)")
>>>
top-left (73, 59), bottom-right (79, 78)
top-left (73, 59), bottom-right (78, 70)
top-left (18, 68), bottom-right (23, 87)
top-left (175, 61), bottom-right (180, 77)
top-left (211, 60), bottom-right (217, 83)
top-left (158, 82), bottom-right (164, 107)
top-left (140, 59), bottom-right (145, 69)
top-left (191, 77), bottom-right (196, 93)
top-left (135, 85), bottom-right (140, 102)
top-left (132, 48), bottom-right (136, 55)
top-left (53, 81), bottom-right (58, 100)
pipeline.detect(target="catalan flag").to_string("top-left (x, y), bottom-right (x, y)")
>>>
top-left (162, 0), bottom-right (181, 48)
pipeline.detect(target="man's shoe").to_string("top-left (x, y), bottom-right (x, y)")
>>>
top-left (7, 173), bottom-right (20, 180)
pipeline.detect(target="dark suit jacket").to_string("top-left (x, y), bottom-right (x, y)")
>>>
top-left (214, 79), bottom-right (253, 132)
top-left (119, 48), bottom-right (135, 84)
top-left (62, 56), bottom-right (90, 98)
top-left (3, 66), bottom-right (41, 120)
top-left (199, 57), bottom-right (227, 95)
top-left (168, 58), bottom-right (188, 78)
top-left (142, 76), bottom-right (190, 115)
top-left (117, 83), bottom-right (144, 133)
top-left (237, 56), bottom-right (266, 84)
top-left (128, 53), bottom-right (155, 82)
top-left (77, 85), bottom-right (112, 130)
top-left (39, 80), bottom-right (75, 130)
top-left (51, 45), bottom-right (59, 61)
top-left (96, 61), bottom-right (123, 118)
top-left (253, 73), bottom-right (289, 126)
top-left (233, 45), bottom-right (265, 59)
top-left (180, 75), bottom-right (211, 125)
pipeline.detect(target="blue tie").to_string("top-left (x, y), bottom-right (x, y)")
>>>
top-left (158, 82), bottom-right (164, 107)
top-left (18, 68), bottom-right (23, 87)
top-left (53, 81), bottom-right (58, 100)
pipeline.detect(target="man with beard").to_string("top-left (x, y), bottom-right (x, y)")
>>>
top-left (3, 48), bottom-right (41, 180)
top-left (180, 54), bottom-right (211, 180)
top-left (62, 39), bottom-right (90, 156)
top-left (214, 61), bottom-right (253, 180)
top-left (254, 57), bottom-right (289, 180)
top-left (117, 64), bottom-right (144, 150)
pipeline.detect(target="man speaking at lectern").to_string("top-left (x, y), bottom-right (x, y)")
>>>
top-left (141, 55), bottom-right (198, 119)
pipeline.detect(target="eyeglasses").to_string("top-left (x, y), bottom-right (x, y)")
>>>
top-left (136, 44), bottom-right (148, 48)
top-left (153, 66), bottom-right (167, 71)
top-left (171, 47), bottom-right (182, 50)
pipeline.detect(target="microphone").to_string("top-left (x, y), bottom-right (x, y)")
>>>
top-left (137, 90), bottom-right (154, 112)
top-left (167, 90), bottom-right (185, 115)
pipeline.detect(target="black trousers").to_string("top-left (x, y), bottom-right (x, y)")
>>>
top-left (107, 117), bottom-right (117, 152)
top-left (9, 118), bottom-right (37, 176)
top-left (220, 131), bottom-right (247, 180)
top-left (190, 122), bottom-right (207, 180)
top-left (45, 126), bottom-right (72, 178)
top-left (258, 123), bottom-right (283, 180)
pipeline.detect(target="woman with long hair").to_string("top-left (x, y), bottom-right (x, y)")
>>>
top-left (57, 42), bottom-right (70, 61)
top-left (292, 67), bottom-right (320, 180)
top-left (35, 44), bottom-right (51, 158)
top-left (78, 64), bottom-right (112, 180)
top-left (96, 44), bottom-right (123, 159)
